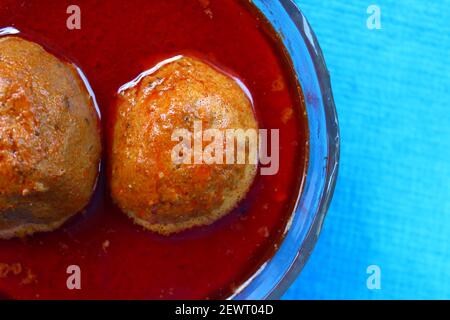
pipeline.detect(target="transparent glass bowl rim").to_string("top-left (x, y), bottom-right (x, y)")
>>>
top-left (231, 0), bottom-right (340, 300)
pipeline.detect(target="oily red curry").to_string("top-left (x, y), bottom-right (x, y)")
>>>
top-left (0, 0), bottom-right (308, 299)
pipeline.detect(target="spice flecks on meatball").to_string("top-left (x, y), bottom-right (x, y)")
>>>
top-left (110, 56), bottom-right (258, 235)
top-left (0, 36), bottom-right (101, 239)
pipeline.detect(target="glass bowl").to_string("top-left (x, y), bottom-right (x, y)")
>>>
top-left (231, 0), bottom-right (340, 299)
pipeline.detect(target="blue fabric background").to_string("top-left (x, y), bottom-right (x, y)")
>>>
top-left (283, 0), bottom-right (450, 299)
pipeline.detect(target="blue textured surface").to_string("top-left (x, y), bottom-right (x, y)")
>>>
top-left (283, 0), bottom-right (450, 299)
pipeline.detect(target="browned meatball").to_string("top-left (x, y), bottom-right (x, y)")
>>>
top-left (110, 56), bottom-right (258, 235)
top-left (0, 37), bottom-right (101, 239)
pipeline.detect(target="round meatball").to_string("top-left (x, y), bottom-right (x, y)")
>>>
top-left (0, 37), bottom-right (101, 239)
top-left (111, 56), bottom-right (258, 235)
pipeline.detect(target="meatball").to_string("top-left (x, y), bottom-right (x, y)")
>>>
top-left (110, 56), bottom-right (258, 235)
top-left (0, 37), bottom-right (101, 239)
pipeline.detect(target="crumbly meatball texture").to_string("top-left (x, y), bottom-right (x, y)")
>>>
top-left (0, 37), bottom-right (101, 239)
top-left (111, 56), bottom-right (258, 235)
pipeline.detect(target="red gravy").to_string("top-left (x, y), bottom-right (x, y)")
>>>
top-left (0, 0), bottom-right (308, 299)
